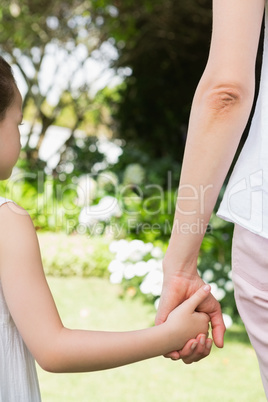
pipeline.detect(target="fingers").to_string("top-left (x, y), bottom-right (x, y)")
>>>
top-left (163, 333), bottom-right (213, 363)
top-left (210, 309), bottom-right (226, 348)
top-left (179, 334), bottom-right (213, 364)
top-left (163, 350), bottom-right (181, 360)
top-left (184, 284), bottom-right (211, 312)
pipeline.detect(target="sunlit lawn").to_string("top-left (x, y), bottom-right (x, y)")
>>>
top-left (37, 277), bottom-right (266, 402)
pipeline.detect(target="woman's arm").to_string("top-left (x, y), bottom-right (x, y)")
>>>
top-left (156, 0), bottom-right (265, 357)
top-left (0, 203), bottom-right (210, 372)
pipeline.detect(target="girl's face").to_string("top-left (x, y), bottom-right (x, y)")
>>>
top-left (0, 86), bottom-right (23, 180)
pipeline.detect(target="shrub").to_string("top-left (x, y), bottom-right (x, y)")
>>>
top-left (107, 233), bottom-right (235, 325)
top-left (38, 232), bottom-right (113, 278)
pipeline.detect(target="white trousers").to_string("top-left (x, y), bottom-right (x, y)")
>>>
top-left (232, 224), bottom-right (268, 399)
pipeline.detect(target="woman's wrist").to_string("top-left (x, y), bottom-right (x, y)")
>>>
top-left (163, 245), bottom-right (199, 276)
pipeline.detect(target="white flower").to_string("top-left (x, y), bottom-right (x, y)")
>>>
top-left (202, 269), bottom-right (214, 282)
top-left (151, 247), bottom-right (163, 259)
top-left (124, 263), bottom-right (136, 280)
top-left (112, 239), bottom-right (131, 261)
top-left (140, 270), bottom-right (163, 296)
top-left (210, 282), bottom-right (226, 301)
top-left (97, 171), bottom-right (118, 190)
top-left (109, 240), bottom-right (158, 263)
top-left (213, 262), bottom-right (222, 271)
top-left (110, 271), bottom-right (124, 284)
top-left (224, 280), bottom-right (234, 292)
top-left (139, 280), bottom-right (153, 295)
top-left (76, 175), bottom-right (97, 206)
top-left (224, 265), bottom-right (231, 273)
top-left (146, 258), bottom-right (162, 272)
top-left (151, 283), bottom-right (163, 296)
top-left (139, 280), bottom-right (151, 295)
top-left (79, 196), bottom-right (121, 227)
top-left (222, 313), bottom-right (233, 329)
top-left (108, 260), bottom-right (125, 273)
top-left (217, 278), bottom-right (226, 287)
top-left (154, 297), bottom-right (160, 310)
top-left (128, 240), bottom-right (150, 260)
top-left (129, 239), bottom-right (146, 250)
top-left (97, 138), bottom-right (123, 164)
top-left (128, 250), bottom-right (145, 263)
top-left (144, 242), bottom-right (154, 253)
top-left (109, 240), bottom-right (120, 253)
top-left (133, 261), bottom-right (149, 277)
top-left (123, 163), bottom-right (145, 185)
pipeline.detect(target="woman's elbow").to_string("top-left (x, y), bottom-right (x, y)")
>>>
top-left (196, 81), bottom-right (254, 116)
top-left (207, 85), bottom-right (244, 112)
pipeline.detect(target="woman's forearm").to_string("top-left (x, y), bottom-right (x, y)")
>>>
top-left (166, 79), bottom-right (255, 274)
top-left (164, 0), bottom-right (264, 275)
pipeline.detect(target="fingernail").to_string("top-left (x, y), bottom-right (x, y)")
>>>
top-left (203, 285), bottom-right (211, 292)
top-left (191, 342), bottom-right (198, 350)
top-left (206, 339), bottom-right (213, 349)
top-left (200, 336), bottom-right (205, 346)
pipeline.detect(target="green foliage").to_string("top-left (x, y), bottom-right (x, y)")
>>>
top-left (112, 143), bottom-right (181, 188)
top-left (57, 135), bottom-right (105, 179)
top-left (103, 0), bottom-right (213, 162)
top-left (38, 232), bottom-right (113, 278)
top-left (0, 0), bottom-right (113, 172)
top-left (0, 174), bottom-right (80, 232)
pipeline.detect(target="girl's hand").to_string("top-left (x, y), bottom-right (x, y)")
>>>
top-left (155, 269), bottom-right (225, 360)
top-left (164, 285), bottom-right (211, 353)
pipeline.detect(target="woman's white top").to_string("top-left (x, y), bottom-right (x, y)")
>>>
top-left (217, 3), bottom-right (268, 238)
top-left (0, 197), bottom-right (41, 401)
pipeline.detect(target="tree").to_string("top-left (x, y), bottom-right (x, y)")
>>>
top-left (0, 0), bottom-right (109, 172)
top-left (99, 0), bottom-right (213, 162)
top-left (97, 0), bottom-right (263, 167)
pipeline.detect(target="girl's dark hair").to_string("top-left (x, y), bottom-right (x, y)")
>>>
top-left (0, 56), bottom-right (16, 121)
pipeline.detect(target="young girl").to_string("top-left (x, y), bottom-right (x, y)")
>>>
top-left (0, 56), bottom-right (211, 401)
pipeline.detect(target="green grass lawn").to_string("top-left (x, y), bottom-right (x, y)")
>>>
top-left (37, 277), bottom-right (266, 402)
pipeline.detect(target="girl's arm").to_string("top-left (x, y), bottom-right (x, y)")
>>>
top-left (0, 203), bottom-right (210, 373)
top-left (156, 0), bottom-right (265, 357)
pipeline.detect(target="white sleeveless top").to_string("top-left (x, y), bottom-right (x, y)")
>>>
top-left (217, 3), bottom-right (268, 238)
top-left (0, 197), bottom-right (41, 401)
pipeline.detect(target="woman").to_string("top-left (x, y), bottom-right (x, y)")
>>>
top-left (156, 0), bottom-right (268, 397)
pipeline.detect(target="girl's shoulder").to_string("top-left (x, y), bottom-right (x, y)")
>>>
top-left (0, 196), bottom-right (14, 207)
top-left (0, 199), bottom-right (36, 258)
top-left (0, 197), bottom-right (29, 220)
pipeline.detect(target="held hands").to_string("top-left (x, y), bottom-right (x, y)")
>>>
top-left (164, 285), bottom-right (211, 353)
top-left (155, 268), bottom-right (226, 363)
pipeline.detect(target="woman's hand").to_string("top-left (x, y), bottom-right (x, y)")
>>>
top-left (155, 266), bottom-right (225, 361)
top-left (177, 333), bottom-right (213, 364)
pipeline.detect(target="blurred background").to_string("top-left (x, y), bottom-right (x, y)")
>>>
top-left (0, 0), bottom-right (266, 400)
